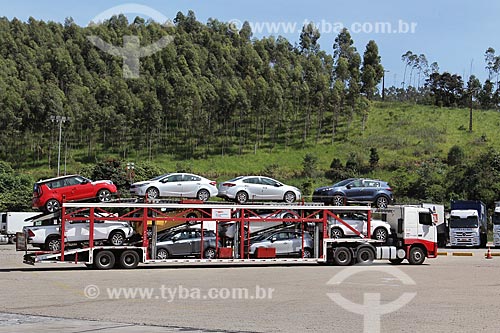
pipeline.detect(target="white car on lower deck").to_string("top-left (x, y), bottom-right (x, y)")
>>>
top-left (328, 212), bottom-right (392, 242)
top-left (25, 220), bottom-right (134, 251)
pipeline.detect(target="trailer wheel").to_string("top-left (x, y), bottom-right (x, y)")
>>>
top-left (408, 247), bottom-right (426, 265)
top-left (119, 250), bottom-right (140, 269)
top-left (334, 247), bottom-right (352, 266)
top-left (356, 246), bottom-right (375, 265)
top-left (94, 250), bottom-right (115, 270)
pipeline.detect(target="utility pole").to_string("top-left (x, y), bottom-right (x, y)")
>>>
top-left (50, 116), bottom-right (70, 177)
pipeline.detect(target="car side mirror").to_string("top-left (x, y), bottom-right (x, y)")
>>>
top-left (81, 180), bottom-right (89, 185)
top-left (346, 185), bottom-right (352, 189)
top-left (271, 237), bottom-right (277, 242)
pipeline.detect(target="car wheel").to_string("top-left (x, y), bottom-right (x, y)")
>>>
top-left (372, 227), bottom-right (388, 242)
top-left (45, 199), bottom-right (60, 213)
top-left (157, 248), bottom-right (169, 259)
top-left (283, 191), bottom-right (296, 203)
top-left (186, 213), bottom-right (198, 225)
top-left (146, 187), bottom-right (160, 200)
top-left (119, 250), bottom-right (140, 269)
top-left (332, 195), bottom-right (345, 206)
top-left (204, 247), bottom-right (216, 259)
top-left (375, 195), bottom-right (389, 209)
top-left (333, 247), bottom-right (352, 266)
top-left (45, 236), bottom-right (61, 251)
top-left (330, 227), bottom-right (344, 239)
top-left (235, 191), bottom-right (249, 204)
top-left (283, 212), bottom-right (295, 226)
top-left (97, 189), bottom-right (112, 202)
top-left (303, 248), bottom-right (312, 258)
top-left (108, 231), bottom-right (125, 246)
top-left (408, 247), bottom-right (426, 265)
top-left (196, 189), bottom-right (210, 201)
top-left (356, 247), bottom-right (375, 265)
top-left (94, 250), bottom-right (115, 270)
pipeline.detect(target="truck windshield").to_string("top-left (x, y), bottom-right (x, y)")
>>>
top-left (449, 216), bottom-right (478, 228)
top-left (493, 213), bottom-right (500, 225)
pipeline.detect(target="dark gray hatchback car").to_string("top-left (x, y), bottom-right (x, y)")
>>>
top-left (312, 178), bottom-right (393, 208)
top-left (155, 228), bottom-right (219, 259)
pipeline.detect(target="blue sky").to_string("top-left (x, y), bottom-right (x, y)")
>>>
top-left (2, 0), bottom-right (500, 84)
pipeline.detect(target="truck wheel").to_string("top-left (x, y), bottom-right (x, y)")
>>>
top-left (119, 250), bottom-right (140, 269)
top-left (408, 247), bottom-right (426, 265)
top-left (97, 189), bottom-right (112, 202)
top-left (45, 199), bottom-right (60, 213)
top-left (356, 247), bottom-right (375, 265)
top-left (94, 250), bottom-right (115, 270)
top-left (45, 236), bottom-right (61, 251)
top-left (334, 247), bottom-right (352, 266)
top-left (204, 247), bottom-right (217, 259)
top-left (235, 191), bottom-right (249, 204)
top-left (108, 231), bottom-right (125, 246)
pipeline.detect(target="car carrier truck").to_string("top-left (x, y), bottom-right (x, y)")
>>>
top-left (449, 200), bottom-right (487, 247)
top-left (17, 201), bottom-right (437, 269)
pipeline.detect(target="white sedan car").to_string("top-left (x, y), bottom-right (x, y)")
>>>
top-left (328, 213), bottom-right (391, 242)
top-left (129, 173), bottom-right (218, 201)
top-left (217, 176), bottom-right (302, 204)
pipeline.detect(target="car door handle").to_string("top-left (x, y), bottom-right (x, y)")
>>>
top-left (418, 234), bottom-right (423, 237)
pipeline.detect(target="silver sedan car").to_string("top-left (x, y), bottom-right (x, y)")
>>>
top-left (129, 173), bottom-right (218, 201)
top-left (217, 176), bottom-right (301, 204)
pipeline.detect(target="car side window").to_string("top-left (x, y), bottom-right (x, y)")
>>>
top-left (49, 180), bottom-right (65, 189)
top-left (65, 177), bottom-right (81, 186)
top-left (186, 175), bottom-right (200, 181)
top-left (243, 178), bottom-right (259, 184)
top-left (166, 174), bottom-right (183, 182)
top-left (350, 180), bottom-right (363, 187)
top-left (260, 178), bottom-right (276, 186)
top-left (366, 181), bottom-right (380, 188)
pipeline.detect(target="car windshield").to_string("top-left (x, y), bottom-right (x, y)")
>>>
top-left (449, 216), bottom-right (478, 228)
top-left (493, 213), bottom-right (500, 225)
top-left (150, 174), bottom-right (170, 181)
top-left (333, 179), bottom-right (355, 187)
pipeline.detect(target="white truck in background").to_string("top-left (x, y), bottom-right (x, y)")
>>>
top-left (449, 200), bottom-right (487, 247)
top-left (0, 212), bottom-right (40, 244)
top-left (493, 202), bottom-right (500, 247)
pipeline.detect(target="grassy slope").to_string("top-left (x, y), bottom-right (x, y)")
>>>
top-left (21, 102), bottom-right (500, 194)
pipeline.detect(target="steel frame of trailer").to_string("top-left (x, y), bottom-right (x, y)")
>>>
top-left (23, 202), bottom-right (374, 266)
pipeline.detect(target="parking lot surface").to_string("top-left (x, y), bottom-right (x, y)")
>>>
top-left (1, 245), bottom-right (500, 332)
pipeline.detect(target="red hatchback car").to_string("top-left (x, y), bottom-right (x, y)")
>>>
top-left (32, 175), bottom-right (118, 213)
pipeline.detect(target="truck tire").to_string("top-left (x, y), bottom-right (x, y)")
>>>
top-left (94, 250), bottom-right (115, 270)
top-left (333, 247), bottom-right (352, 266)
top-left (408, 247), bottom-right (426, 265)
top-left (119, 250), bottom-right (140, 269)
top-left (356, 246), bottom-right (375, 265)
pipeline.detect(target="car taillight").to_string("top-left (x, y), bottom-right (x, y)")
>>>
top-left (223, 183), bottom-right (236, 187)
top-left (210, 181), bottom-right (217, 186)
top-left (28, 229), bottom-right (35, 237)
